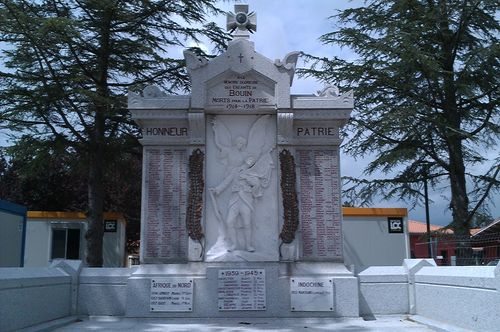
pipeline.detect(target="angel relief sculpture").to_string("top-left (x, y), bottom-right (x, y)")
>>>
top-left (208, 115), bottom-right (275, 254)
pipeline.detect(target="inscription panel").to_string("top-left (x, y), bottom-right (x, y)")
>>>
top-left (206, 74), bottom-right (275, 111)
top-left (141, 120), bottom-right (190, 144)
top-left (218, 269), bottom-right (266, 311)
top-left (290, 277), bottom-right (334, 311)
top-left (143, 148), bottom-right (188, 261)
top-left (294, 121), bottom-right (339, 139)
top-left (297, 149), bottom-right (342, 260)
top-left (150, 278), bottom-right (193, 312)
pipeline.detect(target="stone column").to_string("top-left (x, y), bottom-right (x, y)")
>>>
top-left (129, 87), bottom-right (197, 264)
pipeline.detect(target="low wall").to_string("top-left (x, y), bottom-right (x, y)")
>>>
top-left (415, 265), bottom-right (500, 332)
top-left (358, 266), bottom-right (409, 315)
top-left (357, 259), bottom-right (500, 331)
top-left (0, 267), bottom-right (71, 332)
top-left (1, 259), bottom-right (500, 332)
top-left (78, 267), bottom-right (136, 316)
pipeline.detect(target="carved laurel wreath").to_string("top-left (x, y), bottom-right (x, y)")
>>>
top-left (279, 149), bottom-right (300, 247)
top-left (186, 149), bottom-right (204, 244)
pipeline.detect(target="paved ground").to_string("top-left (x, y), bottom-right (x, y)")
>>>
top-left (48, 315), bottom-right (444, 332)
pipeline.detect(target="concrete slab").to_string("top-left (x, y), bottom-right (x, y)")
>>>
top-left (50, 315), bottom-right (440, 331)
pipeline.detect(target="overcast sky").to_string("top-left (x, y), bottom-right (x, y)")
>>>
top-left (206, 0), bottom-right (499, 226)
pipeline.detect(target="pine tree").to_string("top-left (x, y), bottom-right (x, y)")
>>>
top-left (301, 0), bottom-right (499, 241)
top-left (0, 0), bottom-right (228, 266)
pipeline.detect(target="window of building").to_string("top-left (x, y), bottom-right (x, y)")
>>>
top-left (51, 228), bottom-right (80, 259)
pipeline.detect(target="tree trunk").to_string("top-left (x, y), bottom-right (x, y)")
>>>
top-left (437, 0), bottom-right (471, 265)
top-left (85, 110), bottom-right (105, 267)
top-left (84, 7), bottom-right (112, 267)
top-left (448, 136), bottom-right (471, 265)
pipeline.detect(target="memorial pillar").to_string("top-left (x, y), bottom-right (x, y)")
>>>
top-left (129, 86), bottom-right (201, 263)
top-left (278, 87), bottom-right (353, 262)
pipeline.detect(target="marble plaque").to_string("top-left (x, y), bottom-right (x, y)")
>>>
top-left (206, 73), bottom-right (275, 111)
top-left (290, 277), bottom-right (334, 311)
top-left (218, 269), bottom-right (266, 311)
top-left (297, 149), bottom-right (343, 260)
top-left (143, 148), bottom-right (188, 261)
top-left (150, 278), bottom-right (193, 312)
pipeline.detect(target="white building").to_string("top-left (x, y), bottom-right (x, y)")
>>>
top-left (24, 211), bottom-right (127, 267)
top-left (342, 207), bottom-right (410, 272)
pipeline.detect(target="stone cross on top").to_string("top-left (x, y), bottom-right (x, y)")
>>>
top-left (227, 4), bottom-right (256, 39)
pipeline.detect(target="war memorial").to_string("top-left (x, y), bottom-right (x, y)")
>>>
top-left (125, 3), bottom-right (354, 317)
top-left (0, 5), bottom-right (499, 332)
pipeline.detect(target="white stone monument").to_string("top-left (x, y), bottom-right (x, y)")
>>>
top-left (127, 4), bottom-right (357, 318)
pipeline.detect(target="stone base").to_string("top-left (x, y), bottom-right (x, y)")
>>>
top-left (125, 262), bottom-right (359, 318)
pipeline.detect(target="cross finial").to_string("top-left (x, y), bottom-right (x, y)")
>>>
top-left (227, 4), bottom-right (257, 39)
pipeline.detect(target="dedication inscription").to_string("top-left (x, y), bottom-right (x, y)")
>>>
top-left (150, 278), bottom-right (193, 312)
top-left (207, 74), bottom-right (274, 110)
top-left (144, 148), bottom-right (188, 261)
top-left (297, 149), bottom-right (342, 260)
top-left (218, 269), bottom-right (266, 311)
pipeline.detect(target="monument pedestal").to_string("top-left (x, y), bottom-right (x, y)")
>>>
top-left (125, 262), bottom-right (359, 318)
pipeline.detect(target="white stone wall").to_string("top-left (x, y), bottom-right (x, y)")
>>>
top-left (0, 267), bottom-right (71, 331)
top-left (415, 265), bottom-right (500, 332)
top-left (2, 259), bottom-right (500, 331)
top-left (358, 266), bottom-right (409, 315)
top-left (78, 267), bottom-right (136, 316)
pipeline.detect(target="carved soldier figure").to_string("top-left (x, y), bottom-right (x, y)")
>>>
top-left (210, 155), bottom-right (262, 251)
top-left (208, 115), bottom-right (275, 253)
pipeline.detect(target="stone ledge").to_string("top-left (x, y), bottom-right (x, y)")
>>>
top-left (79, 267), bottom-right (137, 284)
top-left (358, 266), bottom-right (408, 283)
top-left (0, 268), bottom-right (70, 290)
top-left (130, 263), bottom-right (207, 277)
top-left (415, 266), bottom-right (497, 289)
top-left (17, 316), bottom-right (78, 332)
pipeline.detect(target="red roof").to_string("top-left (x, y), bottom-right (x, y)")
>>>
top-left (408, 220), bottom-right (481, 235)
top-left (408, 220), bottom-right (445, 234)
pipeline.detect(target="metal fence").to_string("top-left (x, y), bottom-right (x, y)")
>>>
top-left (413, 232), bottom-right (500, 266)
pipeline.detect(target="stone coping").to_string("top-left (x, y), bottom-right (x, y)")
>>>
top-left (358, 266), bottom-right (408, 283)
top-left (0, 267), bottom-right (70, 289)
top-left (79, 267), bottom-right (138, 284)
top-left (415, 266), bottom-right (497, 290)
